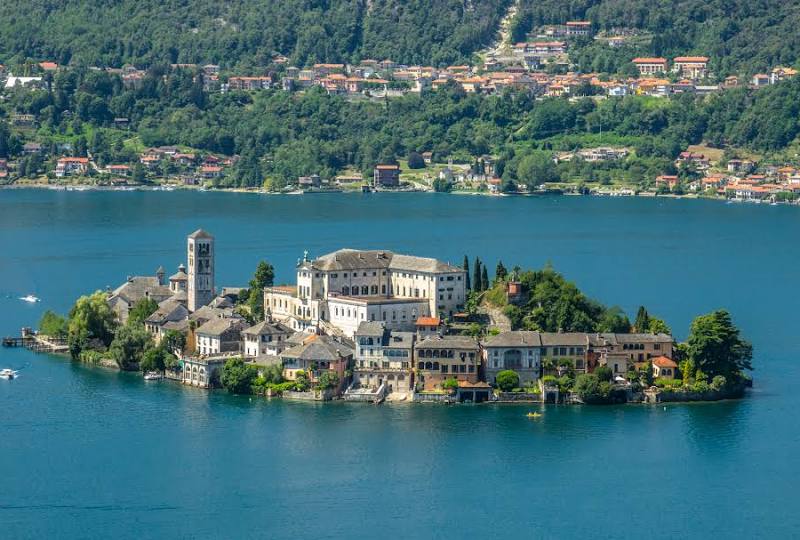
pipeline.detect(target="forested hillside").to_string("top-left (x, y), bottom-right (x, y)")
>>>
top-left (512, 0), bottom-right (800, 76)
top-left (0, 0), bottom-right (511, 68)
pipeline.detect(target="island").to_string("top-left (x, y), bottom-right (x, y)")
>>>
top-left (25, 229), bottom-right (753, 405)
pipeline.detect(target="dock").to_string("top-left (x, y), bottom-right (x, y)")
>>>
top-left (2, 331), bottom-right (68, 354)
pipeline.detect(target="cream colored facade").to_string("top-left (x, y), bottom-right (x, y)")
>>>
top-left (264, 249), bottom-right (466, 336)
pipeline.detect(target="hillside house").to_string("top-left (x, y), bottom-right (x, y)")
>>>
top-left (633, 58), bottom-right (668, 75)
top-left (55, 157), bottom-right (89, 177)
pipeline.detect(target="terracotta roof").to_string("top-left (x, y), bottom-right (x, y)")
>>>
top-left (415, 317), bottom-right (440, 326)
top-left (652, 356), bottom-right (678, 369)
top-left (674, 56), bottom-right (709, 63)
top-left (632, 57), bottom-right (667, 64)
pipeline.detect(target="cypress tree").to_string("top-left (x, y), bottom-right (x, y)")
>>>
top-left (463, 255), bottom-right (471, 291)
top-left (495, 260), bottom-right (507, 282)
top-left (633, 306), bottom-right (650, 333)
top-left (473, 257), bottom-right (482, 293)
top-left (481, 265), bottom-right (489, 291)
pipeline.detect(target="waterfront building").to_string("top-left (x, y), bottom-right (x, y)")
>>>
top-left (279, 334), bottom-right (354, 391)
top-left (264, 249), bottom-right (466, 336)
top-left (414, 335), bottom-right (480, 391)
top-left (373, 164), bottom-right (400, 187)
top-left (540, 333), bottom-right (590, 374)
top-left (242, 317), bottom-right (294, 358)
top-left (195, 317), bottom-right (247, 356)
top-left (651, 356), bottom-right (678, 379)
top-left (593, 333), bottom-right (674, 376)
top-left (187, 229), bottom-right (215, 312)
top-left (352, 321), bottom-right (415, 396)
top-left (482, 331), bottom-right (542, 386)
top-left (181, 355), bottom-right (227, 388)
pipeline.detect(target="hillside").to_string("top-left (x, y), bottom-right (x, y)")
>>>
top-left (512, 0), bottom-right (800, 76)
top-left (0, 0), bottom-right (512, 68)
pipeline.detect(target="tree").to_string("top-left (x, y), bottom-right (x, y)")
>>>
top-left (442, 377), bottom-right (459, 392)
top-left (481, 265), bottom-right (490, 292)
top-left (407, 151), bottom-right (425, 169)
top-left (294, 369), bottom-right (311, 391)
top-left (633, 306), bottom-right (650, 333)
top-left (246, 261), bottom-right (275, 321)
top-left (463, 255), bottom-right (471, 291)
top-left (109, 324), bottom-right (152, 370)
top-left (161, 330), bottom-right (186, 355)
top-left (67, 291), bottom-right (118, 359)
top-left (687, 310), bottom-right (753, 379)
top-left (220, 357), bottom-right (258, 394)
top-left (127, 297), bottom-right (158, 327)
top-left (594, 366), bottom-right (613, 383)
top-left (39, 310), bottom-right (68, 337)
top-left (473, 257), bottom-right (482, 294)
top-left (317, 371), bottom-right (340, 390)
top-left (496, 370), bottom-right (520, 392)
top-left (140, 346), bottom-right (168, 372)
top-left (495, 261), bottom-right (507, 282)
top-left (574, 373), bottom-right (603, 402)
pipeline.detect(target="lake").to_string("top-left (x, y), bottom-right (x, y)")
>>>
top-left (1, 190), bottom-right (798, 539)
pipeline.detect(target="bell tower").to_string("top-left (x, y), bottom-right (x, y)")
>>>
top-left (187, 229), bottom-right (214, 311)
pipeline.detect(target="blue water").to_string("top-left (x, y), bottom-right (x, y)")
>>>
top-left (1, 190), bottom-right (798, 539)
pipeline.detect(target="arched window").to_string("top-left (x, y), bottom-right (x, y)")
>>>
top-left (361, 286), bottom-right (368, 295)
top-left (342, 286), bottom-right (349, 295)
top-left (433, 362), bottom-right (440, 370)
top-left (417, 362), bottom-right (424, 370)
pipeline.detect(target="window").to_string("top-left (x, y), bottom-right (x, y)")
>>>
top-left (441, 364), bottom-right (448, 373)
top-left (654, 343), bottom-right (661, 350)
top-left (381, 285), bottom-right (386, 294)
top-left (382, 361), bottom-right (389, 369)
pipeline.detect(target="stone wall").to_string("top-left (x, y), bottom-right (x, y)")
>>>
top-left (495, 392), bottom-right (542, 402)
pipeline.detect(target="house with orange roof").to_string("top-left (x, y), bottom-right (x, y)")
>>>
top-left (632, 57), bottom-right (668, 75)
top-left (655, 175), bottom-right (679, 190)
top-left (38, 61), bottom-right (58, 72)
top-left (55, 157), bottom-right (89, 177)
top-left (652, 356), bottom-right (678, 379)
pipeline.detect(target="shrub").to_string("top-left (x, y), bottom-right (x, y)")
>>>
top-left (711, 375), bottom-right (727, 391)
top-left (594, 366), bottom-right (613, 383)
top-left (317, 371), bottom-right (340, 390)
top-left (541, 375), bottom-right (558, 386)
top-left (442, 377), bottom-right (459, 391)
top-left (496, 370), bottom-right (520, 392)
top-left (407, 152), bottom-right (426, 169)
top-left (220, 357), bottom-right (258, 394)
top-left (574, 373), bottom-right (600, 400)
top-left (78, 349), bottom-right (104, 365)
top-left (692, 380), bottom-right (710, 393)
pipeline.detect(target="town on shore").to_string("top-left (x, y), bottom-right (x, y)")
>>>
top-left (26, 229), bottom-right (754, 405)
top-left (2, 21), bottom-right (800, 206)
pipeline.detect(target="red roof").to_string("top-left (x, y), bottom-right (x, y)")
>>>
top-left (633, 57), bottom-right (667, 64)
top-left (376, 164), bottom-right (399, 170)
top-left (652, 356), bottom-right (678, 369)
top-left (416, 317), bottom-right (441, 326)
top-left (674, 56), bottom-right (709, 63)
top-left (58, 157), bottom-right (89, 163)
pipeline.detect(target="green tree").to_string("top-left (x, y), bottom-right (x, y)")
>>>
top-left (495, 261), bottom-right (507, 282)
top-left (594, 366), bottom-right (613, 383)
top-left (140, 346), bottom-right (168, 372)
top-left (574, 373), bottom-right (607, 403)
top-left (317, 371), bottom-right (340, 390)
top-left (294, 369), bottom-right (311, 391)
top-left (473, 257), bottom-right (482, 294)
top-left (67, 291), bottom-right (118, 359)
top-left (407, 151), bottom-right (425, 169)
top-left (633, 306), bottom-right (650, 333)
top-left (109, 323), bottom-right (152, 370)
top-left (246, 261), bottom-right (275, 321)
top-left (220, 357), bottom-right (258, 394)
top-left (442, 377), bottom-right (459, 392)
top-left (687, 310), bottom-right (753, 378)
top-left (39, 310), bottom-right (68, 337)
top-left (496, 370), bottom-right (520, 392)
top-left (161, 330), bottom-right (186, 355)
top-left (463, 255), bottom-right (471, 291)
top-left (127, 297), bottom-right (158, 327)
top-left (481, 265), bottom-right (490, 292)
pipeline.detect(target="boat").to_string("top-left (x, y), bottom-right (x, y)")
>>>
top-left (19, 295), bottom-right (40, 303)
top-left (526, 412), bottom-right (543, 419)
top-left (143, 371), bottom-right (163, 381)
top-left (0, 368), bottom-right (17, 380)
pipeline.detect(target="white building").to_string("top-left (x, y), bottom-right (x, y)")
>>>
top-left (242, 319), bottom-right (294, 358)
top-left (352, 321), bottom-right (415, 396)
top-left (264, 249), bottom-right (466, 336)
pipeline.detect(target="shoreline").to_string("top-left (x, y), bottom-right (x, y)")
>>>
top-left (1, 181), bottom-right (797, 206)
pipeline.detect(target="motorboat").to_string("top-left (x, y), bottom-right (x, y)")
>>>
top-left (20, 295), bottom-right (40, 303)
top-left (0, 368), bottom-right (17, 380)
top-left (143, 371), bottom-right (163, 381)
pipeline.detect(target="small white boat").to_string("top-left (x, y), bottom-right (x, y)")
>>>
top-left (143, 371), bottom-right (163, 381)
top-left (19, 295), bottom-right (40, 303)
top-left (0, 368), bottom-right (17, 380)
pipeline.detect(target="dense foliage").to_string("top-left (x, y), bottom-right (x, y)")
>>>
top-left (0, 0), bottom-right (511, 68)
top-left (512, 0), bottom-right (800, 77)
top-left (686, 309), bottom-right (752, 380)
top-left (66, 291), bottom-right (118, 360)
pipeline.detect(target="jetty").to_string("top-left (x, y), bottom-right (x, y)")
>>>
top-left (2, 329), bottom-right (68, 354)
